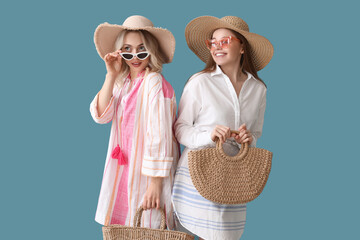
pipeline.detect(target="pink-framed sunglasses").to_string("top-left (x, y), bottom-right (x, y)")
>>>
top-left (119, 51), bottom-right (150, 61)
top-left (205, 36), bottom-right (241, 50)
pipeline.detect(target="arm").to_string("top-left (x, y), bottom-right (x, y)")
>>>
top-left (142, 74), bottom-right (175, 177)
top-left (251, 89), bottom-right (267, 147)
top-left (97, 73), bottom-right (117, 116)
top-left (142, 74), bottom-right (176, 209)
top-left (89, 51), bottom-right (122, 124)
top-left (174, 80), bottom-right (213, 149)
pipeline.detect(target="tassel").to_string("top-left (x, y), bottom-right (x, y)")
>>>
top-left (111, 144), bottom-right (127, 165)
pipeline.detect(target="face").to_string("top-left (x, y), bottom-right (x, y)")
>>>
top-left (121, 31), bottom-right (150, 74)
top-left (209, 28), bottom-right (244, 67)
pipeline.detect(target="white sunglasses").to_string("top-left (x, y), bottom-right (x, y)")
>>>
top-left (120, 51), bottom-right (150, 61)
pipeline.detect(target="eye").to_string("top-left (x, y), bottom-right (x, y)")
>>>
top-left (138, 45), bottom-right (146, 51)
top-left (123, 46), bottom-right (131, 52)
top-left (220, 39), bottom-right (229, 45)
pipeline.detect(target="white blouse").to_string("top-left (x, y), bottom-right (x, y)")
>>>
top-left (175, 65), bottom-right (267, 149)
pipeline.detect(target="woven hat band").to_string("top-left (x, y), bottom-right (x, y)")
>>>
top-left (221, 16), bottom-right (249, 32)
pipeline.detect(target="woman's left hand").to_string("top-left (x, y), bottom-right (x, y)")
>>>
top-left (142, 177), bottom-right (163, 210)
top-left (231, 123), bottom-right (253, 145)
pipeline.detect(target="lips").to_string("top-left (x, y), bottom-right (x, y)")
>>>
top-left (214, 52), bottom-right (227, 57)
top-left (131, 62), bottom-right (141, 67)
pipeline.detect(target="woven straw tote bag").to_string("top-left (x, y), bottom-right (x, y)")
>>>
top-left (102, 207), bottom-right (194, 240)
top-left (188, 130), bottom-right (272, 204)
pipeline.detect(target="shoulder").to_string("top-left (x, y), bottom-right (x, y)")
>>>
top-left (185, 71), bottom-right (212, 89)
top-left (145, 72), bottom-right (175, 98)
top-left (247, 73), bottom-right (267, 95)
top-left (145, 71), bottom-right (162, 85)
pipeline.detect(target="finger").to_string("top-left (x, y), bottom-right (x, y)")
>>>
top-left (238, 130), bottom-right (245, 138)
top-left (151, 198), bottom-right (156, 208)
top-left (238, 123), bottom-right (246, 131)
top-left (215, 132), bottom-right (223, 143)
top-left (142, 200), bottom-right (147, 210)
top-left (105, 54), bottom-right (116, 62)
top-left (147, 198), bottom-right (151, 210)
top-left (217, 126), bottom-right (231, 136)
top-left (240, 133), bottom-right (249, 142)
top-left (156, 199), bottom-right (160, 209)
top-left (217, 127), bottom-right (231, 141)
top-left (110, 52), bottom-right (118, 58)
top-left (215, 129), bottom-right (226, 142)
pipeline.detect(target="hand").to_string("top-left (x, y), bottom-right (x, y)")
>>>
top-left (211, 125), bottom-right (231, 143)
top-left (104, 50), bottom-right (122, 76)
top-left (231, 123), bottom-right (253, 145)
top-left (142, 177), bottom-right (163, 210)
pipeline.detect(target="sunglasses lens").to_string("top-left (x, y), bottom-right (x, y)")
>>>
top-left (122, 53), bottom-right (133, 60)
top-left (220, 38), bottom-right (230, 48)
top-left (137, 52), bottom-right (148, 60)
top-left (205, 40), bottom-right (213, 49)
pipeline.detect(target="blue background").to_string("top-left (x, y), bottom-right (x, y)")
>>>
top-left (1, 0), bottom-right (359, 239)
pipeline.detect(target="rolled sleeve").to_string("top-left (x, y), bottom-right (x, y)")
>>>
top-left (89, 92), bottom-right (116, 124)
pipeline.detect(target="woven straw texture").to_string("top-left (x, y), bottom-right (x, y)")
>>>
top-left (102, 207), bottom-right (194, 240)
top-left (188, 138), bottom-right (272, 204)
top-left (185, 16), bottom-right (273, 71)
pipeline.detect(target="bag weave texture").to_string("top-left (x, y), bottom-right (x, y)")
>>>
top-left (188, 138), bottom-right (272, 204)
top-left (102, 207), bottom-right (194, 240)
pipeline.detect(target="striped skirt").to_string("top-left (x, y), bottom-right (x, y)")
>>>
top-left (172, 143), bottom-right (247, 240)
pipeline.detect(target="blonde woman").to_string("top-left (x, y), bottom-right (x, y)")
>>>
top-left (90, 15), bottom-right (178, 229)
top-left (172, 16), bottom-right (273, 239)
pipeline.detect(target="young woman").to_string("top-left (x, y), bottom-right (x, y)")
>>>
top-left (90, 15), bottom-right (178, 230)
top-left (172, 16), bottom-right (274, 239)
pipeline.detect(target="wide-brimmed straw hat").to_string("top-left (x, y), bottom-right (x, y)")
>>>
top-left (94, 15), bottom-right (175, 63)
top-left (185, 16), bottom-right (273, 71)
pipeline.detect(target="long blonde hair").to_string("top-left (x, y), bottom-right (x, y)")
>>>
top-left (201, 29), bottom-right (266, 87)
top-left (113, 30), bottom-right (167, 87)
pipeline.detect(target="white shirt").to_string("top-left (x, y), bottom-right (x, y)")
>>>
top-left (175, 65), bottom-right (266, 149)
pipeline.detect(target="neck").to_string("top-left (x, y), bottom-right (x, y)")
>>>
top-left (130, 69), bottom-right (144, 80)
top-left (220, 60), bottom-right (245, 84)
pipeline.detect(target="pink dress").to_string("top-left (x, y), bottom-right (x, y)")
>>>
top-left (90, 70), bottom-right (179, 229)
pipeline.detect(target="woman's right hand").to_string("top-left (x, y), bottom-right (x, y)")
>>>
top-left (211, 125), bottom-right (231, 143)
top-left (104, 50), bottom-right (122, 76)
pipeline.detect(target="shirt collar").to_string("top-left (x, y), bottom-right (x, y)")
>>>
top-left (210, 65), bottom-right (224, 77)
top-left (211, 65), bottom-right (254, 81)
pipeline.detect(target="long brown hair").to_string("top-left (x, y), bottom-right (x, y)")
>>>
top-left (201, 29), bottom-right (266, 87)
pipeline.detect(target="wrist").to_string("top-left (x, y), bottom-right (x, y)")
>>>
top-left (150, 177), bottom-right (163, 185)
top-left (106, 73), bottom-right (118, 81)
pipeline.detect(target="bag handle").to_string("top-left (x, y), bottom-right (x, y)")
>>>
top-left (133, 206), bottom-right (166, 230)
top-left (216, 130), bottom-right (249, 161)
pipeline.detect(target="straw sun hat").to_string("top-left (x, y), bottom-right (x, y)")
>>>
top-left (185, 16), bottom-right (274, 71)
top-left (94, 15), bottom-right (175, 63)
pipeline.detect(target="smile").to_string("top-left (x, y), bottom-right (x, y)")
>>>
top-left (214, 52), bottom-right (226, 57)
top-left (132, 62), bottom-right (142, 67)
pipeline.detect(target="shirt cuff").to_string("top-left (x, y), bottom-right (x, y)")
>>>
top-left (141, 156), bottom-right (173, 177)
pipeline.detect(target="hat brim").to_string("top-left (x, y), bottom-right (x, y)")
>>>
top-left (94, 23), bottom-right (175, 63)
top-left (185, 16), bottom-right (273, 71)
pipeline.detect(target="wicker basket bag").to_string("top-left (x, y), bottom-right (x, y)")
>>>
top-left (188, 131), bottom-right (273, 204)
top-left (102, 207), bottom-right (194, 240)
